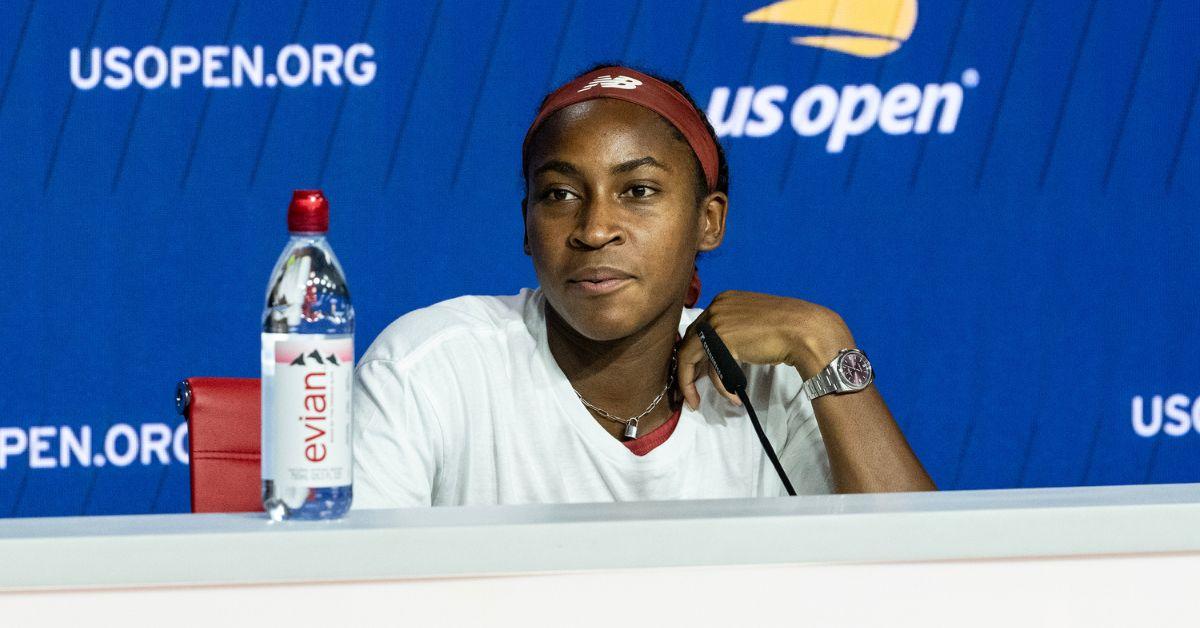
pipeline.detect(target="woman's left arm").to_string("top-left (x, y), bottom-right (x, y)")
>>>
top-left (676, 290), bottom-right (937, 493)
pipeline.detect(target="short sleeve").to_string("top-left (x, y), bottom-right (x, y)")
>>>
top-left (351, 359), bottom-right (443, 508)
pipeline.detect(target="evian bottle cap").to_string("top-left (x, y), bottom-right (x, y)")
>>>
top-left (287, 189), bottom-right (329, 233)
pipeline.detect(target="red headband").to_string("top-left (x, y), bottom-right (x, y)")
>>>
top-left (522, 66), bottom-right (719, 192)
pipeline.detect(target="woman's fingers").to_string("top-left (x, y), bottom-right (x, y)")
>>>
top-left (708, 361), bottom-right (741, 406)
top-left (676, 332), bottom-right (705, 410)
top-left (676, 322), bottom-right (743, 410)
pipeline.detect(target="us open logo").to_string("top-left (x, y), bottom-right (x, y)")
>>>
top-left (745, 0), bottom-right (918, 58)
top-left (711, 0), bottom-right (975, 154)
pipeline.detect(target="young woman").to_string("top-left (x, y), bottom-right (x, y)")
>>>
top-left (352, 65), bottom-right (935, 507)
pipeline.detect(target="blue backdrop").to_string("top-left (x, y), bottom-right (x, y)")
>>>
top-left (1, 0), bottom-right (1197, 517)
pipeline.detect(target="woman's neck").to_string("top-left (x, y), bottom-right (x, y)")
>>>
top-left (545, 302), bottom-right (680, 420)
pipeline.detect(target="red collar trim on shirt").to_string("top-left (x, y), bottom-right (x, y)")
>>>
top-left (622, 405), bottom-right (682, 456)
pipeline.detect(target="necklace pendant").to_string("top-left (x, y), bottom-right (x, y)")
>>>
top-left (624, 418), bottom-right (639, 439)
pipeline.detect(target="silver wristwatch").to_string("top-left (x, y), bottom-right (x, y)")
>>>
top-left (803, 349), bottom-right (874, 400)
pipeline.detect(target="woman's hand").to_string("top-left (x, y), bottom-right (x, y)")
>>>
top-left (675, 290), bottom-right (937, 492)
top-left (675, 290), bottom-right (856, 410)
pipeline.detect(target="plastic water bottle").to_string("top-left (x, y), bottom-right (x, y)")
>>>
top-left (261, 190), bottom-right (354, 521)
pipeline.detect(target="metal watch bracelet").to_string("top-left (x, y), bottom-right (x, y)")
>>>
top-left (803, 367), bottom-right (838, 400)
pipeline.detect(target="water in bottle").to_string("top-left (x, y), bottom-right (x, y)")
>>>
top-left (261, 190), bottom-right (354, 521)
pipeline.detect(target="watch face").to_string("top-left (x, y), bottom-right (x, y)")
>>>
top-left (838, 351), bottom-right (872, 388)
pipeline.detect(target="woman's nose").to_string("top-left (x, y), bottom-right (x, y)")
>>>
top-left (569, 197), bottom-right (625, 250)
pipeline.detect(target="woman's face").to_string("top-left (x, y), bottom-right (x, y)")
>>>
top-left (523, 99), bottom-right (726, 341)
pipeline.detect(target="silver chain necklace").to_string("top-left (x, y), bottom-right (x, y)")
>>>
top-left (572, 349), bottom-right (677, 439)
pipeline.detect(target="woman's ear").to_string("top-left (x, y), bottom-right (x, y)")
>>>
top-left (697, 192), bottom-right (728, 253)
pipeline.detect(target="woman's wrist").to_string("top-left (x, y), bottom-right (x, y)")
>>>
top-left (784, 307), bottom-right (856, 379)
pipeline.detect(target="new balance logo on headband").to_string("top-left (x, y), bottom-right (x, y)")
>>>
top-left (577, 75), bottom-right (643, 92)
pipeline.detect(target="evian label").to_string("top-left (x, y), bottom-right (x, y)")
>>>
top-left (261, 333), bottom-right (353, 489)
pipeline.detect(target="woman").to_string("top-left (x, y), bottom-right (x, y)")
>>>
top-left (352, 65), bottom-right (934, 507)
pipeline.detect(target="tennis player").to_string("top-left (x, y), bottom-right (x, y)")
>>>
top-left (352, 65), bottom-right (935, 507)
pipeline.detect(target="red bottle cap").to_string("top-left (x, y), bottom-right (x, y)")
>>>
top-left (287, 189), bottom-right (330, 233)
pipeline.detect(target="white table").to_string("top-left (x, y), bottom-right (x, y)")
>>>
top-left (2, 484), bottom-right (1198, 626)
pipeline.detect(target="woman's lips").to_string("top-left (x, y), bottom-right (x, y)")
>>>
top-left (567, 277), bottom-right (633, 295)
top-left (566, 267), bottom-right (633, 297)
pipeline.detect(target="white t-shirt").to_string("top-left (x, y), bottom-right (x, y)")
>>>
top-left (351, 288), bottom-right (833, 508)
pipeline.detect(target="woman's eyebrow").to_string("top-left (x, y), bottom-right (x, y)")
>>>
top-left (533, 160), bottom-right (581, 178)
top-left (611, 156), bottom-right (670, 175)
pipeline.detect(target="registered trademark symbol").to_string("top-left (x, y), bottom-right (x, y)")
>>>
top-left (961, 68), bottom-right (980, 88)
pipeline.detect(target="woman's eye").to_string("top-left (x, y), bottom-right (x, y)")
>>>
top-left (623, 185), bottom-right (657, 199)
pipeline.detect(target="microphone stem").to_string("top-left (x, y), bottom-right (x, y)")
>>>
top-left (738, 389), bottom-right (797, 497)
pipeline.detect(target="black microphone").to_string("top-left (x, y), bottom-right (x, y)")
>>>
top-left (695, 320), bottom-right (797, 497)
top-left (696, 320), bottom-right (746, 394)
